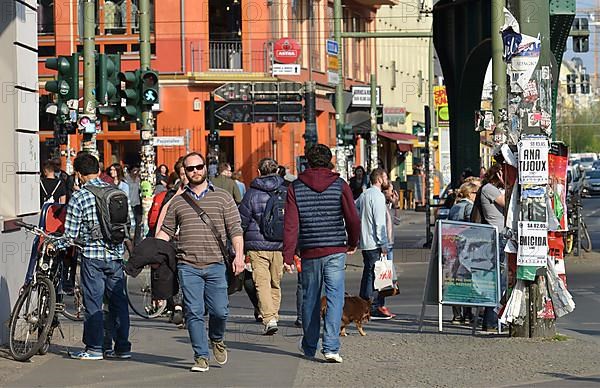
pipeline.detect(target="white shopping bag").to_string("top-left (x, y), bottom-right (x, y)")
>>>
top-left (374, 255), bottom-right (394, 291)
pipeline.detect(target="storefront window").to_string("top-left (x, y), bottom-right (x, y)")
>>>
top-left (38, 0), bottom-right (55, 35)
top-left (78, 0), bottom-right (154, 37)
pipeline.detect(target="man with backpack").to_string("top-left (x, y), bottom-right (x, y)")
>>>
top-left (238, 158), bottom-right (286, 335)
top-left (58, 153), bottom-right (133, 360)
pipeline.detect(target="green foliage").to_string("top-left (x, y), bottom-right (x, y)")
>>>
top-left (557, 104), bottom-right (600, 152)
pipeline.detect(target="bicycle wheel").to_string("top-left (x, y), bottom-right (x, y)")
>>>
top-left (580, 220), bottom-right (592, 252)
top-left (9, 277), bottom-right (56, 361)
top-left (126, 267), bottom-right (167, 319)
top-left (62, 264), bottom-right (84, 321)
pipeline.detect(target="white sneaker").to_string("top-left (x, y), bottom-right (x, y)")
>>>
top-left (323, 352), bottom-right (343, 363)
top-left (263, 319), bottom-right (278, 335)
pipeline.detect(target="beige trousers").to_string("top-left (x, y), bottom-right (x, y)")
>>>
top-left (248, 250), bottom-right (284, 325)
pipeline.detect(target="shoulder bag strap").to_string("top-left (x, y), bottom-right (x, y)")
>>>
top-left (49, 180), bottom-right (61, 197)
top-left (181, 192), bottom-right (229, 261)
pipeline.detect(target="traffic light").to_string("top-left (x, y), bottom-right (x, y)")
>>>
top-left (44, 53), bottom-right (79, 124)
top-left (208, 130), bottom-right (220, 146)
top-left (118, 70), bottom-right (141, 121)
top-left (581, 74), bottom-right (590, 94)
top-left (96, 54), bottom-right (121, 120)
top-left (572, 18), bottom-right (590, 53)
top-left (141, 70), bottom-right (159, 105)
top-left (566, 74), bottom-right (577, 94)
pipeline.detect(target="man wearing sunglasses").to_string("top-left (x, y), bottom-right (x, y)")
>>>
top-left (157, 152), bottom-right (244, 373)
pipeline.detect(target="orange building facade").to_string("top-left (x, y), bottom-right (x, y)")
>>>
top-left (38, 0), bottom-right (384, 182)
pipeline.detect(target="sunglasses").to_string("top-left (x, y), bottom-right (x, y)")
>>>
top-left (185, 164), bottom-right (205, 172)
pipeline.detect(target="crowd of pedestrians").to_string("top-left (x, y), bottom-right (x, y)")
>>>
top-left (42, 143), bottom-right (505, 372)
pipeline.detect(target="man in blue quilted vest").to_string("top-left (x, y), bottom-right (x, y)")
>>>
top-left (283, 144), bottom-right (360, 364)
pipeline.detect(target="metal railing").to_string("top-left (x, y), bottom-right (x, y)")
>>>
top-left (209, 40), bottom-right (243, 71)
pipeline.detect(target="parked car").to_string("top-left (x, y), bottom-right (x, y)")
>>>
top-left (592, 160), bottom-right (600, 170)
top-left (433, 184), bottom-right (454, 220)
top-left (584, 169), bottom-right (600, 195)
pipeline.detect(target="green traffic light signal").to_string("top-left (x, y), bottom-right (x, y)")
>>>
top-left (118, 70), bottom-right (141, 121)
top-left (141, 70), bottom-right (159, 105)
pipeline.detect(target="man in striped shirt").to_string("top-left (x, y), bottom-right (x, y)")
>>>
top-left (157, 152), bottom-right (245, 373)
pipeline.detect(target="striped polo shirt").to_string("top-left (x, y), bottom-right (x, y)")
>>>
top-left (161, 185), bottom-right (243, 268)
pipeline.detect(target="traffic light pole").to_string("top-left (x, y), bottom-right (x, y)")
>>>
top-left (139, 0), bottom-right (156, 235)
top-left (333, 0), bottom-right (346, 179)
top-left (491, 0), bottom-right (507, 145)
top-left (82, 0), bottom-right (97, 155)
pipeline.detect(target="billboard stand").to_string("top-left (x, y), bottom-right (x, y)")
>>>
top-left (419, 220), bottom-right (502, 334)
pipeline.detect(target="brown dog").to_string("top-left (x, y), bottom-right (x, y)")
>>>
top-left (321, 295), bottom-right (371, 336)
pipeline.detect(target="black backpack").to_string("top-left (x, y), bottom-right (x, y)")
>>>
top-left (260, 188), bottom-right (287, 242)
top-left (85, 185), bottom-right (131, 244)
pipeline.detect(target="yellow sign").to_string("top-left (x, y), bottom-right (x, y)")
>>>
top-left (328, 55), bottom-right (339, 71)
top-left (433, 86), bottom-right (448, 108)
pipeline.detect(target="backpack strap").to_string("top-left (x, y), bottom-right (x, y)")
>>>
top-left (181, 192), bottom-right (229, 263)
top-left (82, 184), bottom-right (106, 240)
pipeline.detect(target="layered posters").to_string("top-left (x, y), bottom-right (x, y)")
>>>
top-left (439, 221), bottom-right (500, 307)
top-left (518, 138), bottom-right (549, 185)
top-left (518, 221), bottom-right (548, 266)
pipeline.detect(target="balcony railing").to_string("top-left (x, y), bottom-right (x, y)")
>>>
top-left (209, 40), bottom-right (243, 71)
top-left (190, 40), bottom-right (269, 73)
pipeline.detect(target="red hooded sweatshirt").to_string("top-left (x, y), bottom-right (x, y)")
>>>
top-left (282, 167), bottom-right (360, 265)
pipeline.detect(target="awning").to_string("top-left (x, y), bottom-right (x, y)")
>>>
top-left (378, 131), bottom-right (417, 152)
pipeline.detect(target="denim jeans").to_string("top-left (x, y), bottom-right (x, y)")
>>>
top-left (300, 253), bottom-right (345, 356)
top-left (484, 234), bottom-right (508, 328)
top-left (178, 262), bottom-right (228, 359)
top-left (80, 258), bottom-right (130, 354)
top-left (359, 248), bottom-right (385, 310)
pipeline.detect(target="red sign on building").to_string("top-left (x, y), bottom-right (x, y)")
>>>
top-left (273, 38), bottom-right (301, 64)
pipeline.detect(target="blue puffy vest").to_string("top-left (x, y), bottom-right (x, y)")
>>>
top-left (293, 178), bottom-right (347, 250)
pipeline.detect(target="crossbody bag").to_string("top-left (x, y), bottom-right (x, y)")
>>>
top-left (181, 192), bottom-right (243, 295)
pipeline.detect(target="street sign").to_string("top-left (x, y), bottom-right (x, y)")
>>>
top-left (272, 63), bottom-right (301, 75)
top-left (351, 86), bottom-right (381, 106)
top-left (326, 40), bottom-right (339, 56)
top-left (152, 136), bottom-right (185, 146)
top-left (327, 71), bottom-right (339, 86)
top-left (214, 82), bottom-right (252, 101)
top-left (215, 102), bottom-right (253, 123)
top-left (273, 38), bottom-right (301, 64)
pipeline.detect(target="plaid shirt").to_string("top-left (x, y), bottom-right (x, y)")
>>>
top-left (60, 178), bottom-right (134, 260)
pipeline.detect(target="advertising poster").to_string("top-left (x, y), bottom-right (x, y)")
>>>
top-left (517, 221), bottom-right (548, 266)
top-left (518, 138), bottom-right (549, 185)
top-left (439, 221), bottom-right (500, 307)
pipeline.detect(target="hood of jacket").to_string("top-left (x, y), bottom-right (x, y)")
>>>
top-left (297, 168), bottom-right (340, 193)
top-left (250, 174), bottom-right (285, 192)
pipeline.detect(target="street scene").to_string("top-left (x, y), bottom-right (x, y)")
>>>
top-left (2, 0), bottom-right (600, 387)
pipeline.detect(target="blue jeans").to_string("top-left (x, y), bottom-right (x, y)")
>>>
top-left (178, 262), bottom-right (228, 359)
top-left (296, 271), bottom-right (303, 322)
top-left (300, 253), bottom-right (345, 356)
top-left (80, 258), bottom-right (130, 354)
top-left (359, 248), bottom-right (385, 310)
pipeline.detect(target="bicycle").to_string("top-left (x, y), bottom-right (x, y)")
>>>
top-left (8, 221), bottom-right (83, 361)
top-left (124, 241), bottom-right (167, 319)
top-left (564, 194), bottom-right (592, 254)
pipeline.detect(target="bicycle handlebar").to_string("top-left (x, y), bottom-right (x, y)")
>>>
top-left (16, 220), bottom-right (83, 249)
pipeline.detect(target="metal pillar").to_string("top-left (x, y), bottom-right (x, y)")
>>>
top-left (81, 0), bottom-right (97, 155)
top-left (369, 74), bottom-right (378, 172)
top-left (139, 0), bottom-right (156, 235)
top-left (304, 81), bottom-right (318, 151)
top-left (491, 0), bottom-right (507, 142)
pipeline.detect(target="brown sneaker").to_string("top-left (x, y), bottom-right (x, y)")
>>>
top-left (191, 357), bottom-right (209, 372)
top-left (211, 340), bottom-right (228, 365)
